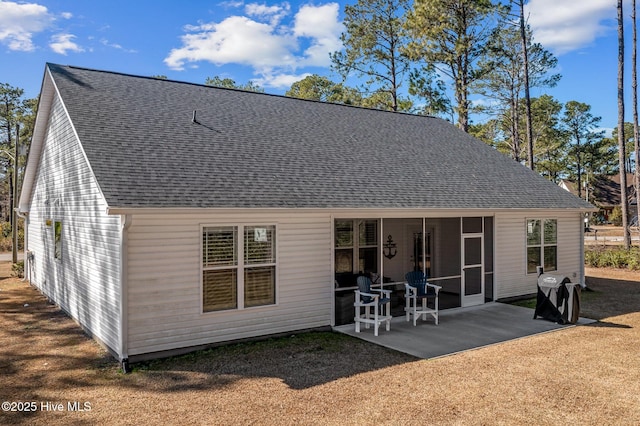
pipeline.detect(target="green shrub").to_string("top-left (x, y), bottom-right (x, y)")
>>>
top-left (609, 206), bottom-right (623, 226)
top-left (12, 261), bottom-right (24, 278)
top-left (585, 246), bottom-right (640, 270)
top-left (0, 220), bottom-right (24, 252)
top-left (1, 222), bottom-right (11, 238)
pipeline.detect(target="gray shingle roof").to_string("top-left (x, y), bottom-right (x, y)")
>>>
top-left (46, 63), bottom-right (593, 210)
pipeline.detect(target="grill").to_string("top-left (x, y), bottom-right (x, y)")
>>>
top-left (534, 273), bottom-right (581, 324)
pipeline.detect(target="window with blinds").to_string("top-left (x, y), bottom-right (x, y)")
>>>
top-left (202, 225), bottom-right (276, 312)
top-left (202, 227), bottom-right (238, 312)
top-left (244, 226), bottom-right (276, 307)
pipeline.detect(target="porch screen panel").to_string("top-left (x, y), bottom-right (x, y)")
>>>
top-left (462, 217), bottom-right (483, 234)
top-left (429, 218), bottom-right (461, 278)
top-left (358, 220), bottom-right (378, 274)
top-left (335, 221), bottom-right (353, 247)
top-left (334, 219), bottom-right (380, 282)
top-left (359, 220), bottom-right (377, 245)
top-left (484, 217), bottom-right (494, 301)
top-left (484, 217), bottom-right (494, 273)
top-left (335, 220), bottom-right (354, 274)
top-left (464, 238), bottom-right (482, 266)
top-left (464, 267), bottom-right (482, 295)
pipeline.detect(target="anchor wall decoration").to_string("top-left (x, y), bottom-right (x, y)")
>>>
top-left (383, 234), bottom-right (397, 259)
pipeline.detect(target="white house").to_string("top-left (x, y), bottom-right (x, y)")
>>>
top-left (19, 64), bottom-right (594, 370)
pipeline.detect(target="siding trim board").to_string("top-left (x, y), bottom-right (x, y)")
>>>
top-left (119, 214), bottom-right (132, 364)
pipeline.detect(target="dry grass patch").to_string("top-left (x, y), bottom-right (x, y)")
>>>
top-left (1, 262), bottom-right (639, 425)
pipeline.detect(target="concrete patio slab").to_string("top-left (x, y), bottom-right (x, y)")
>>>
top-left (334, 302), bottom-right (596, 359)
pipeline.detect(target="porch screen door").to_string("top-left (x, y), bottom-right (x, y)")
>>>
top-left (462, 234), bottom-right (484, 307)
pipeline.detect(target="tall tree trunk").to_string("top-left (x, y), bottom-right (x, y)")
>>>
top-left (519, 0), bottom-right (534, 170)
top-left (11, 124), bottom-right (18, 264)
top-left (511, 95), bottom-right (520, 162)
top-left (634, 0), bottom-right (640, 237)
top-left (618, 0), bottom-right (631, 249)
top-left (576, 135), bottom-right (583, 200)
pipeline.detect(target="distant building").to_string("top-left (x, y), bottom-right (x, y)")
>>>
top-left (560, 174), bottom-right (637, 223)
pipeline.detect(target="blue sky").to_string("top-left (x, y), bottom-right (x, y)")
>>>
top-left (0, 0), bottom-right (634, 132)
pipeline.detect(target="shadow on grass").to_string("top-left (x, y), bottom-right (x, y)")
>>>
top-left (0, 278), bottom-right (114, 425)
top-left (585, 321), bottom-right (633, 329)
top-left (0, 274), bottom-right (417, 412)
top-left (583, 275), bottom-right (640, 320)
top-left (129, 331), bottom-right (417, 391)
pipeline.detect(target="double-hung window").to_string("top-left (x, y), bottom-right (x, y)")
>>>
top-left (202, 225), bottom-right (276, 312)
top-left (526, 219), bottom-right (557, 274)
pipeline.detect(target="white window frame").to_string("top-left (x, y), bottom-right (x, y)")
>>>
top-left (201, 223), bottom-right (278, 313)
top-left (526, 218), bottom-right (558, 274)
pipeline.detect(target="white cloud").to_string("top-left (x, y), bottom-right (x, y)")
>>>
top-left (100, 38), bottom-right (137, 53)
top-left (0, 1), bottom-right (53, 51)
top-left (525, 0), bottom-right (616, 55)
top-left (164, 2), bottom-right (343, 87)
top-left (245, 2), bottom-right (290, 25)
top-left (219, 0), bottom-right (244, 8)
top-left (49, 33), bottom-right (83, 55)
top-left (254, 71), bottom-right (311, 89)
top-left (293, 3), bottom-right (342, 67)
top-left (165, 16), bottom-right (297, 71)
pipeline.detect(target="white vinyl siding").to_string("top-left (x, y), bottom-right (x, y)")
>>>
top-left (126, 212), bottom-right (331, 356)
top-left (24, 94), bottom-right (121, 354)
top-left (494, 211), bottom-right (583, 299)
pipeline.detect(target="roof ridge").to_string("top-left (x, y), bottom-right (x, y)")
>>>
top-left (46, 63), bottom-right (439, 120)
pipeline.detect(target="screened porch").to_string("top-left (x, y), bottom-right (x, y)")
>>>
top-left (333, 217), bottom-right (494, 326)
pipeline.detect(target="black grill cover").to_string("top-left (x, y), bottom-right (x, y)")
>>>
top-left (534, 274), bottom-right (581, 324)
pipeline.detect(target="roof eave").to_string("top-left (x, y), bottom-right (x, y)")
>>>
top-left (105, 205), bottom-right (598, 215)
top-left (18, 65), bottom-right (55, 213)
